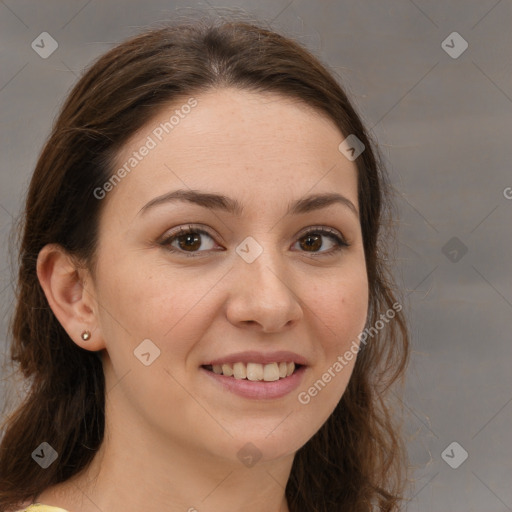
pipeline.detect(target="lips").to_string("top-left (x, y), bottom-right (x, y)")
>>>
top-left (200, 350), bottom-right (308, 398)
top-left (200, 363), bottom-right (307, 400)
top-left (202, 361), bottom-right (298, 381)
top-left (202, 350), bottom-right (309, 367)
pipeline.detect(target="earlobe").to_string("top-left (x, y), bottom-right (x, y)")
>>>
top-left (36, 243), bottom-right (105, 352)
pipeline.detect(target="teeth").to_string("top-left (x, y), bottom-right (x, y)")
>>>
top-left (207, 361), bottom-right (298, 381)
top-left (233, 362), bottom-right (246, 379)
top-left (246, 362), bottom-right (263, 381)
top-left (263, 362), bottom-right (280, 381)
top-left (221, 363), bottom-right (233, 377)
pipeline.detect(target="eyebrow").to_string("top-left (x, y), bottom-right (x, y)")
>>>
top-left (137, 189), bottom-right (359, 218)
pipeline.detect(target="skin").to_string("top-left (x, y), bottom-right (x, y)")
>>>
top-left (34, 87), bottom-right (369, 512)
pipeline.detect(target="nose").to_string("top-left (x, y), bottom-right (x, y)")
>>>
top-left (225, 243), bottom-right (303, 333)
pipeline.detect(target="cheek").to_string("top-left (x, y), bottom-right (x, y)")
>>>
top-left (293, 272), bottom-right (368, 434)
top-left (333, 286), bottom-right (368, 347)
top-left (96, 260), bottom-right (222, 362)
top-left (307, 267), bottom-right (369, 351)
top-left (94, 263), bottom-right (220, 420)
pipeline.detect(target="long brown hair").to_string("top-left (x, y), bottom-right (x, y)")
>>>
top-left (0, 17), bottom-right (409, 511)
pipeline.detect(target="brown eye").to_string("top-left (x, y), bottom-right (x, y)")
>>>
top-left (160, 225), bottom-right (218, 257)
top-left (294, 228), bottom-right (349, 256)
top-left (300, 233), bottom-right (323, 252)
top-left (176, 232), bottom-right (202, 251)
top-left (159, 225), bottom-right (349, 258)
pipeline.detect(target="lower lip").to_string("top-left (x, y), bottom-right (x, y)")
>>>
top-left (200, 365), bottom-right (307, 400)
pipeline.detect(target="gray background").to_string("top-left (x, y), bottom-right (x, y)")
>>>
top-left (1, 1), bottom-right (511, 510)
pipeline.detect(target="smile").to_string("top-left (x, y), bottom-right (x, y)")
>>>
top-left (202, 361), bottom-right (298, 381)
top-left (200, 363), bottom-right (306, 400)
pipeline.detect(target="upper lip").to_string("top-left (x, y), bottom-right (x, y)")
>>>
top-left (202, 350), bottom-right (309, 367)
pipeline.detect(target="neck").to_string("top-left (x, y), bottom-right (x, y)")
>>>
top-left (71, 435), bottom-right (292, 512)
top-left (36, 375), bottom-right (293, 512)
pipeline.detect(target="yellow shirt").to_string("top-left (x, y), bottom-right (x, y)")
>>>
top-left (17, 505), bottom-right (70, 512)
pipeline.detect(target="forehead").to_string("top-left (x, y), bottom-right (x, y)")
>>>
top-left (102, 87), bottom-right (359, 221)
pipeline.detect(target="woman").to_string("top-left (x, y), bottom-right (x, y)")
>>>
top-left (0, 17), bottom-right (409, 512)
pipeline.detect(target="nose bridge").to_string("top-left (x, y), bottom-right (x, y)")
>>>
top-left (227, 233), bottom-right (302, 330)
top-left (236, 233), bottom-right (289, 290)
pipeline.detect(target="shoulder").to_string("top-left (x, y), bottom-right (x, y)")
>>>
top-left (15, 505), bottom-right (71, 512)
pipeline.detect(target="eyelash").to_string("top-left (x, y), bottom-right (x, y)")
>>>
top-left (159, 224), bottom-right (349, 258)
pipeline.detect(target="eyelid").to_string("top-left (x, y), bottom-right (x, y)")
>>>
top-left (295, 225), bottom-right (348, 245)
top-left (159, 223), bottom-right (349, 257)
top-left (159, 224), bottom-right (221, 255)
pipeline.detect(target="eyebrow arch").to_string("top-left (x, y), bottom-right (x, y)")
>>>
top-left (137, 189), bottom-right (359, 218)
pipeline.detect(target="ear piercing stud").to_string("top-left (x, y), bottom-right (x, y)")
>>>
top-left (81, 330), bottom-right (91, 341)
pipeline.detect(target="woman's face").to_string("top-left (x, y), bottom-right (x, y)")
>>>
top-left (88, 87), bottom-right (368, 464)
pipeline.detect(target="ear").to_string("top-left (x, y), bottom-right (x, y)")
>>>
top-left (36, 243), bottom-right (105, 353)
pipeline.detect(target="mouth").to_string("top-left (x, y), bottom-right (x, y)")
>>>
top-left (201, 361), bottom-right (302, 382)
